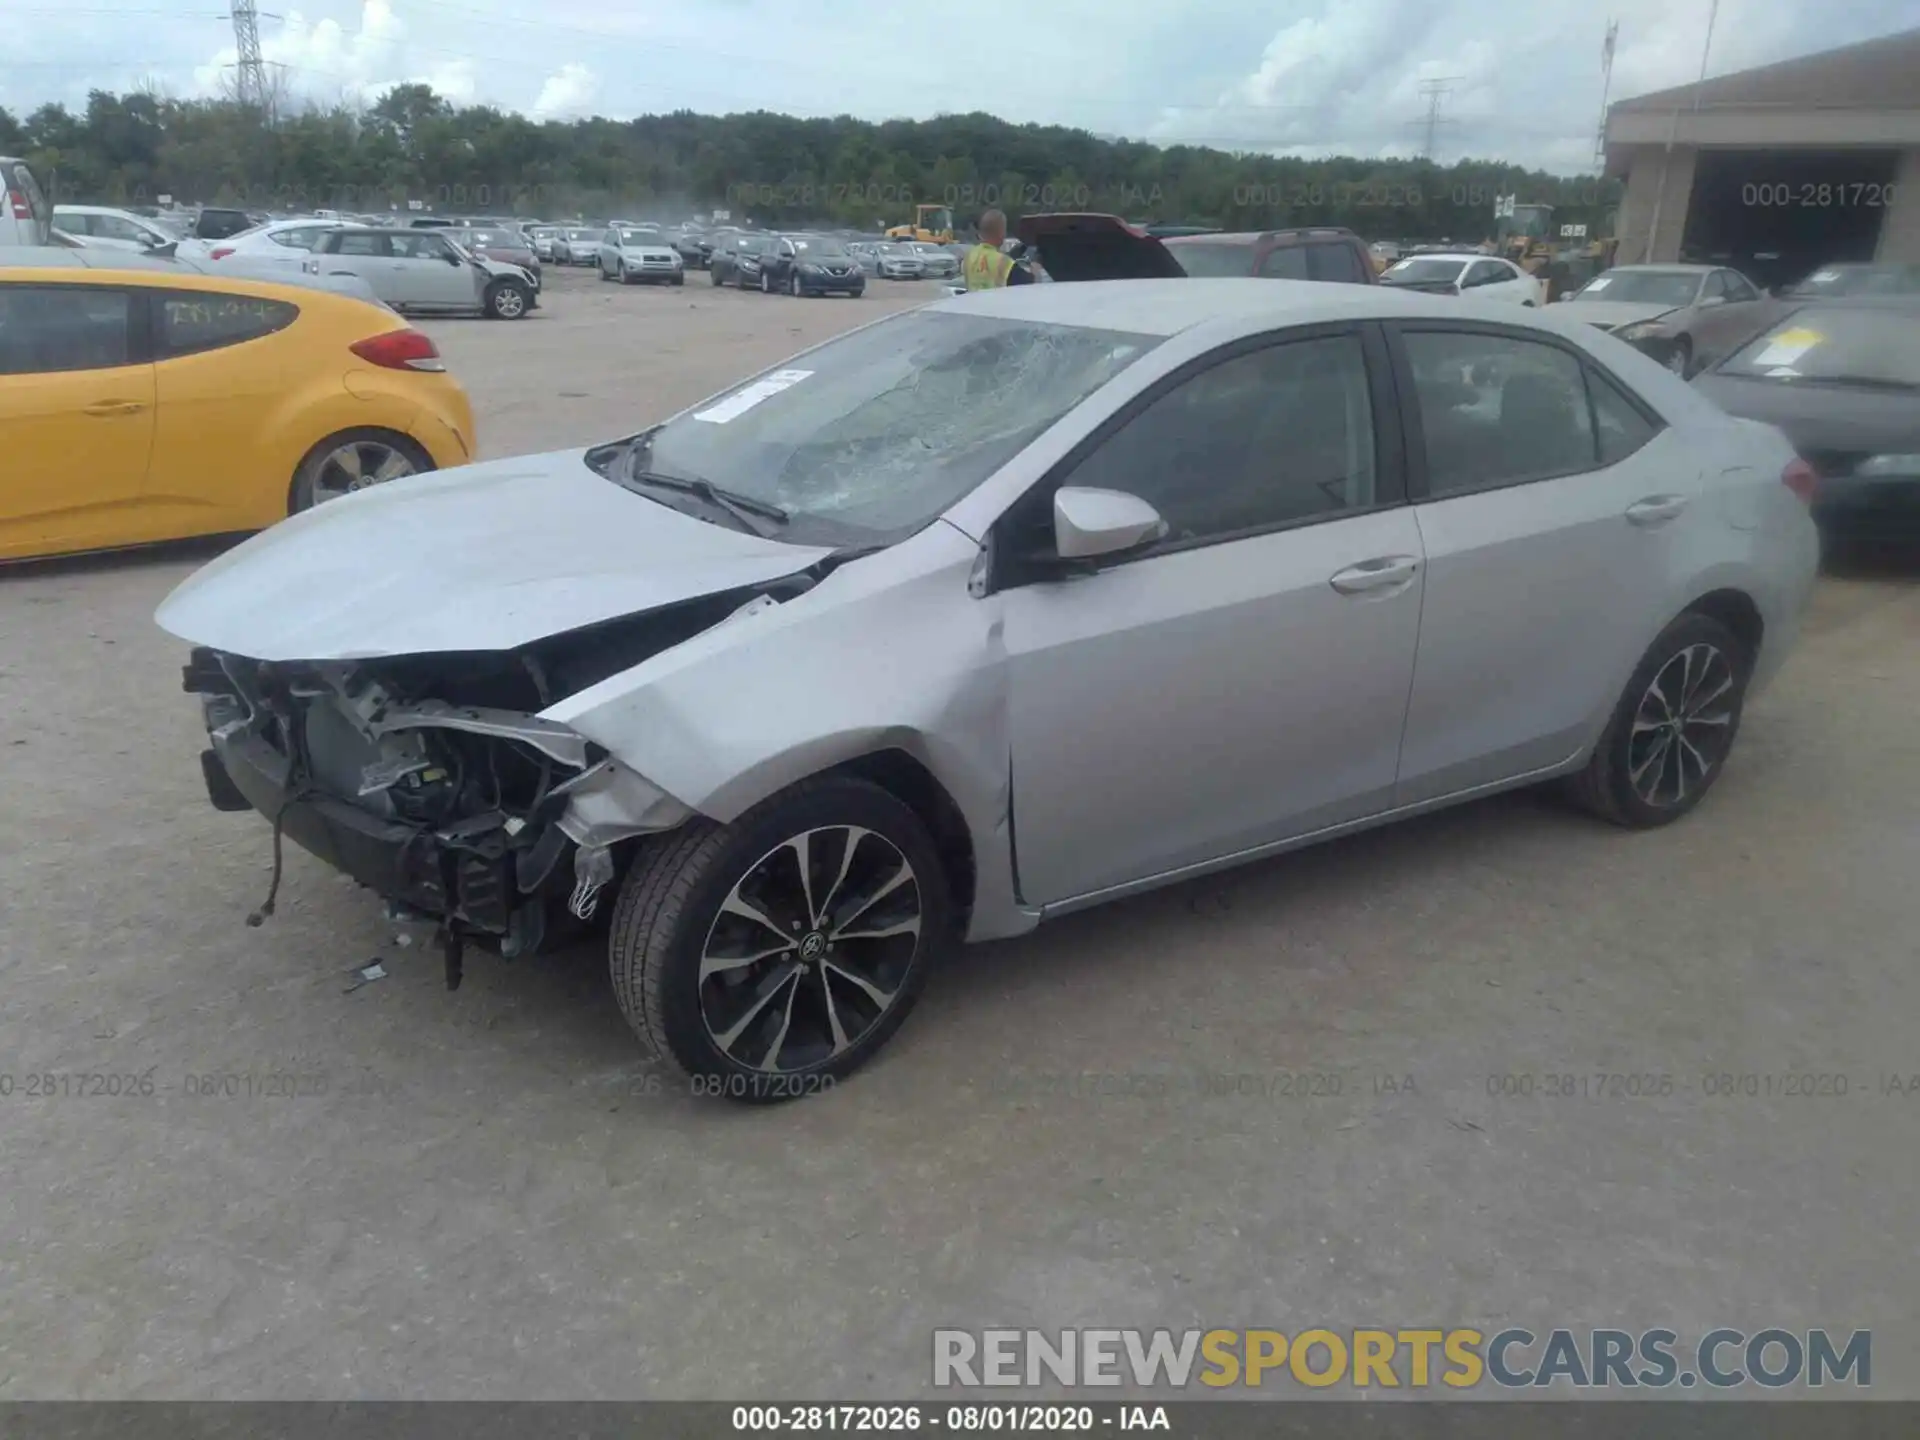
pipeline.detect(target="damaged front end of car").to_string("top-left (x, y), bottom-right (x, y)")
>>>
top-left (182, 574), bottom-right (825, 985)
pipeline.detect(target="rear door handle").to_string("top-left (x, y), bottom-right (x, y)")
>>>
top-left (83, 400), bottom-right (146, 417)
top-left (1626, 495), bottom-right (1689, 526)
top-left (1329, 555), bottom-right (1420, 595)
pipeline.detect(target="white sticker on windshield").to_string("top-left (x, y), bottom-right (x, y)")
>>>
top-left (693, 369), bottom-right (814, 423)
top-left (1750, 328), bottom-right (1825, 368)
top-left (1583, 276), bottom-right (1611, 291)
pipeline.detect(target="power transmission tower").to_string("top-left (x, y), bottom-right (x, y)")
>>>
top-left (230, 0), bottom-right (268, 110)
top-left (1409, 78), bottom-right (1461, 162)
top-left (1594, 19), bottom-right (1619, 170)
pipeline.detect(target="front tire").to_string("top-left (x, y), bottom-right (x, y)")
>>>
top-left (486, 279), bottom-right (531, 319)
top-left (760, 268), bottom-right (773, 293)
top-left (608, 776), bottom-right (951, 1101)
top-left (789, 271), bottom-right (804, 297)
top-left (1564, 611), bottom-right (1750, 828)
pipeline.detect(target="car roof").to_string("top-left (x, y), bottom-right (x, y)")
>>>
top-left (1607, 264), bottom-right (1716, 275)
top-left (1389, 252), bottom-right (1485, 263)
top-left (930, 276), bottom-right (1551, 337)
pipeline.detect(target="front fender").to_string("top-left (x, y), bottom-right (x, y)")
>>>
top-left (541, 522), bottom-right (1035, 941)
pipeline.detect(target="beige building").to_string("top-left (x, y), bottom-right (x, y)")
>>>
top-left (1603, 27), bottom-right (1920, 287)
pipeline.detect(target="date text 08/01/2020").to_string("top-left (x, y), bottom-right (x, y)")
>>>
top-left (731, 1406), bottom-right (1167, 1432)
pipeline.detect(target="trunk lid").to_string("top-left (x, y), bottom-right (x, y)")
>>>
top-left (1015, 212), bottom-right (1186, 282)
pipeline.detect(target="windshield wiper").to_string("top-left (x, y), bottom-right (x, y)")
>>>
top-left (619, 442), bottom-right (789, 535)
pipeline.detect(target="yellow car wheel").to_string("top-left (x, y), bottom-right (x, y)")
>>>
top-left (290, 428), bottom-right (433, 513)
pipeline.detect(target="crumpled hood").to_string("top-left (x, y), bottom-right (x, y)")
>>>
top-left (1551, 299), bottom-right (1681, 329)
top-left (155, 449), bottom-right (835, 661)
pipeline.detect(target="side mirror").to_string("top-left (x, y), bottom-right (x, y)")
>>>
top-left (447, 253), bottom-right (464, 265)
top-left (1053, 486), bottom-right (1167, 560)
top-left (143, 239), bottom-right (178, 258)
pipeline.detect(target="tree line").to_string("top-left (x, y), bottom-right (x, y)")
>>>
top-left (1, 86), bottom-right (1621, 242)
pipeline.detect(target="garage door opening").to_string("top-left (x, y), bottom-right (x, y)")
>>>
top-left (1682, 149), bottom-right (1897, 290)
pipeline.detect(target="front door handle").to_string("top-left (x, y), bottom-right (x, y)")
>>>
top-left (1329, 555), bottom-right (1420, 595)
top-left (82, 400), bottom-right (147, 417)
top-left (1626, 495), bottom-right (1689, 526)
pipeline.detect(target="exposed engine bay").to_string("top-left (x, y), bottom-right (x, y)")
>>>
top-left (183, 571), bottom-right (826, 981)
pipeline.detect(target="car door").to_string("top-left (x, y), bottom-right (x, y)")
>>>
top-left (0, 283), bottom-right (156, 559)
top-left (1464, 260), bottom-right (1521, 303)
top-left (1387, 321), bottom-right (1703, 806)
top-left (143, 285), bottom-right (304, 534)
top-left (996, 324), bottom-right (1425, 908)
top-left (388, 230), bottom-right (474, 308)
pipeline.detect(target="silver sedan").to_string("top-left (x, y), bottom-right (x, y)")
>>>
top-left (158, 281), bottom-right (1818, 1102)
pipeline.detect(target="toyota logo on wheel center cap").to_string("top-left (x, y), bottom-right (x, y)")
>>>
top-left (799, 931), bottom-right (828, 961)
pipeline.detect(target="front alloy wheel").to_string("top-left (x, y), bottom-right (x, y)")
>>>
top-left (608, 776), bottom-right (950, 1100)
top-left (760, 268), bottom-right (772, 293)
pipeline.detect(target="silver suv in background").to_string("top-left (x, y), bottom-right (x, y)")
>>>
top-left (304, 226), bottom-right (539, 318)
top-left (0, 158), bottom-right (53, 246)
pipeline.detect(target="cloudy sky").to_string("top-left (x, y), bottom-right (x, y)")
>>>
top-left (4, 0), bottom-right (1916, 171)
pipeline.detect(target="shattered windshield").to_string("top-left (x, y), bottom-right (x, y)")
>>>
top-left (623, 310), bottom-right (1161, 542)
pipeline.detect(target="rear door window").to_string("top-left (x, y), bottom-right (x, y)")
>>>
top-left (0, 285), bottom-right (137, 374)
top-left (333, 231), bottom-right (384, 257)
top-left (1257, 245), bottom-right (1311, 280)
top-left (1309, 243), bottom-right (1368, 284)
top-left (155, 290), bottom-right (298, 359)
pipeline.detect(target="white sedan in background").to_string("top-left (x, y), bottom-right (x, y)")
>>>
top-left (1382, 253), bottom-right (1545, 305)
top-left (203, 217), bottom-right (343, 270)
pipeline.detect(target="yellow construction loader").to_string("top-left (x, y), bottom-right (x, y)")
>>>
top-left (885, 204), bottom-right (955, 244)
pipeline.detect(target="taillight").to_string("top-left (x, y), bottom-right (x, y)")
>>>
top-left (350, 329), bottom-right (445, 372)
top-left (1782, 457), bottom-right (1818, 504)
top-left (209, 246), bottom-right (235, 260)
top-left (6, 188), bottom-right (30, 220)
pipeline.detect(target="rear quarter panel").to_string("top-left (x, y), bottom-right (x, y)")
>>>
top-left (144, 284), bottom-right (439, 533)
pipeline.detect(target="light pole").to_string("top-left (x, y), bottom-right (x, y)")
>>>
top-left (1643, 0), bottom-right (1720, 261)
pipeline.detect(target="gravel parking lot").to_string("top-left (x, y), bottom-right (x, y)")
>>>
top-left (3, 265), bottom-right (1918, 1399)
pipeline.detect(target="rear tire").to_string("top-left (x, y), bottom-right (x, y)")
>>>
top-left (608, 776), bottom-right (952, 1102)
top-left (760, 269), bottom-right (772, 293)
top-left (598, 261), bottom-right (612, 282)
top-left (1666, 337), bottom-right (1693, 378)
top-left (1563, 611), bottom-right (1750, 828)
top-left (289, 428), bottom-right (433, 514)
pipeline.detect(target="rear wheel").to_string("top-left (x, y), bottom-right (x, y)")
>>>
top-left (1563, 612), bottom-right (1750, 828)
top-left (598, 259), bottom-right (612, 281)
top-left (760, 268), bottom-right (773, 293)
top-left (289, 428), bottom-right (432, 513)
top-left (710, 265), bottom-right (723, 286)
top-left (608, 776), bottom-right (951, 1102)
top-left (789, 271), bottom-right (804, 297)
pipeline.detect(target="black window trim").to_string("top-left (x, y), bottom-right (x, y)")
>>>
top-left (988, 320), bottom-right (1407, 593)
top-left (0, 280), bottom-right (149, 373)
top-left (147, 286), bottom-right (300, 361)
top-left (1384, 318), bottom-right (1669, 503)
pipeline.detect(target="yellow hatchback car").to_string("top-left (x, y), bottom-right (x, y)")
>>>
top-left (1, 259), bottom-right (477, 561)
